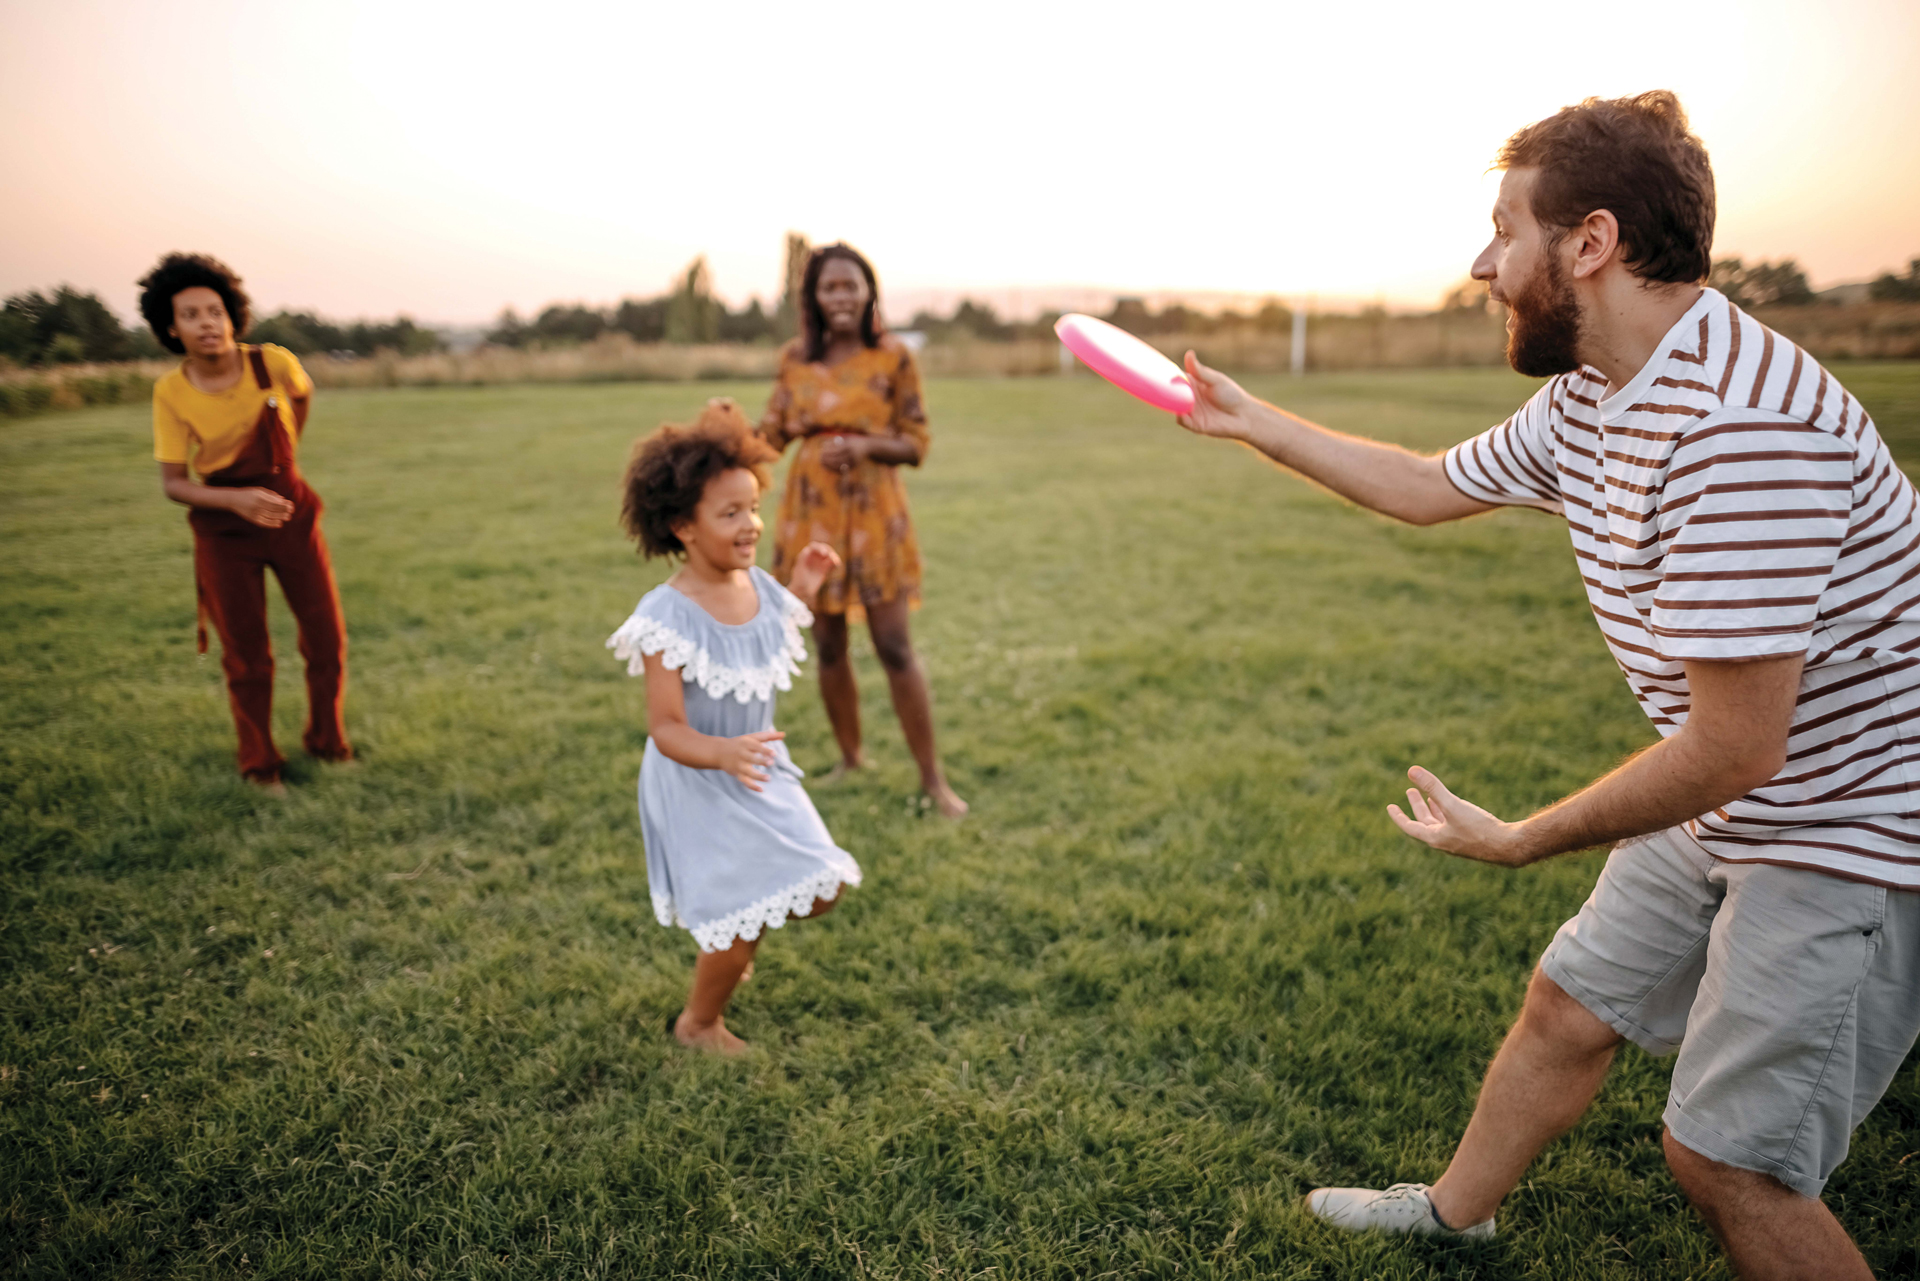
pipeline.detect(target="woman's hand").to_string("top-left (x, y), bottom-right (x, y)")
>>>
top-left (1175, 352), bottom-right (1258, 442)
top-left (228, 487), bottom-right (295, 528)
top-left (1387, 766), bottom-right (1534, 866)
top-left (818, 434), bottom-right (869, 472)
top-left (788, 541), bottom-right (842, 608)
top-left (717, 729), bottom-right (786, 792)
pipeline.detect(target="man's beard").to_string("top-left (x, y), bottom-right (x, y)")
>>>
top-left (1504, 253), bottom-right (1584, 377)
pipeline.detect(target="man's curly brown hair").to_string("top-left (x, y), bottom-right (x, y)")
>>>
top-left (621, 399), bottom-right (778, 558)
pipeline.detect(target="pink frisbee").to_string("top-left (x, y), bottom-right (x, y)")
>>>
top-left (1054, 313), bottom-right (1195, 415)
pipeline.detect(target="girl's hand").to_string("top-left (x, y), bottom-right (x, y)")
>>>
top-left (818, 434), bottom-right (868, 472)
top-left (788, 541), bottom-right (842, 607)
top-left (718, 729), bottom-right (786, 792)
top-left (229, 487), bottom-right (295, 528)
top-left (1175, 352), bottom-right (1256, 441)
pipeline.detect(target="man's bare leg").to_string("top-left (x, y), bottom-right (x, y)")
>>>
top-left (1663, 1132), bottom-right (1871, 1280)
top-left (1426, 968), bottom-right (1622, 1228)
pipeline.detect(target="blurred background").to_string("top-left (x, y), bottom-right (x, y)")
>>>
top-left (2, 0), bottom-right (1918, 404)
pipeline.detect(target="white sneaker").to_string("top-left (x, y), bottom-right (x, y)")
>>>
top-left (1304, 1182), bottom-right (1495, 1239)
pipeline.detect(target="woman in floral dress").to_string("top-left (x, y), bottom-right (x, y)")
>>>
top-left (759, 243), bottom-right (967, 818)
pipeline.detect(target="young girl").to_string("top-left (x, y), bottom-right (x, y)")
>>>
top-left (608, 399), bottom-right (858, 1055)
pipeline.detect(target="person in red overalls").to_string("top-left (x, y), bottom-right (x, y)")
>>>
top-left (141, 253), bottom-right (352, 790)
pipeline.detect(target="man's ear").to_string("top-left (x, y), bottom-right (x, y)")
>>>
top-left (1569, 209), bottom-right (1622, 280)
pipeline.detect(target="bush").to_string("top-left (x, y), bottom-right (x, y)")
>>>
top-left (0, 381), bottom-right (54, 416)
top-left (1871, 259), bottom-right (1920, 303)
top-left (0, 286), bottom-right (139, 365)
top-left (1711, 257), bottom-right (1815, 308)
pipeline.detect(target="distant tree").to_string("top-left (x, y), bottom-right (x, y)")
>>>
top-left (250, 310), bottom-right (348, 354)
top-left (0, 303), bottom-right (35, 365)
top-left (0, 287), bottom-right (136, 364)
top-left (487, 307), bottom-right (530, 348)
top-left (1155, 303), bottom-right (1205, 335)
top-left (1710, 257), bottom-right (1815, 308)
top-left (1253, 299), bottom-right (1294, 333)
top-left (718, 297), bottom-right (776, 344)
top-left (775, 232), bottom-right (811, 341)
top-left (250, 309), bottom-right (441, 356)
top-left (344, 316), bottom-right (441, 356)
top-left (1440, 279), bottom-right (1494, 314)
top-left (1103, 297), bottom-right (1153, 337)
top-left (948, 299), bottom-right (1011, 341)
top-left (664, 257), bottom-right (720, 344)
top-left (613, 297), bottom-right (668, 343)
top-left (531, 304), bottom-right (607, 346)
top-left (1869, 258), bottom-right (1920, 302)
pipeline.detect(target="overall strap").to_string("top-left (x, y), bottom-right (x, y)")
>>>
top-left (245, 344), bottom-right (272, 391)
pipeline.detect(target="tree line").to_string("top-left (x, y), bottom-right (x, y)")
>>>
top-left (6, 251), bottom-right (1918, 371)
top-left (0, 287), bottom-right (444, 368)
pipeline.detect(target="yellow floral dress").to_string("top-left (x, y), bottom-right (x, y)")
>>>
top-left (760, 336), bottom-right (931, 618)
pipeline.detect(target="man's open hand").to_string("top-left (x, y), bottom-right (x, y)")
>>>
top-left (1175, 352), bottom-right (1256, 440)
top-left (1387, 766), bottom-right (1533, 866)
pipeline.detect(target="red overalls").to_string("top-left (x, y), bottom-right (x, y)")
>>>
top-left (189, 346), bottom-right (351, 781)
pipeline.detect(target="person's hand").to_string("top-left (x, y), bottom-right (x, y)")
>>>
top-left (1174, 352), bottom-right (1257, 441)
top-left (788, 541), bottom-right (842, 606)
top-left (818, 434), bottom-right (868, 472)
top-left (228, 487), bottom-right (295, 528)
top-left (718, 729), bottom-right (786, 792)
top-left (1387, 766), bottom-right (1534, 866)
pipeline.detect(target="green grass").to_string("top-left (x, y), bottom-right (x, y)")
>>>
top-left (4, 364), bottom-right (1918, 1279)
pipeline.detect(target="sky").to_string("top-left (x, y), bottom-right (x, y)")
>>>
top-left (2, 0), bottom-right (1917, 327)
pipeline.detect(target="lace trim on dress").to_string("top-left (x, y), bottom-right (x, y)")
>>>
top-left (605, 589), bottom-right (813, 703)
top-left (676, 862), bottom-right (860, 953)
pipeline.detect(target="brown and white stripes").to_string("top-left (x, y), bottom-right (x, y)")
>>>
top-left (1445, 288), bottom-right (1920, 889)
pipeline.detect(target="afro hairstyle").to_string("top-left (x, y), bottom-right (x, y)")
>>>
top-left (137, 253), bottom-right (251, 354)
top-left (620, 399), bottom-right (778, 558)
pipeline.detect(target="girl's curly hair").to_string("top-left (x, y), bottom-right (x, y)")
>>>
top-left (136, 253), bottom-right (251, 354)
top-left (621, 399), bottom-right (778, 558)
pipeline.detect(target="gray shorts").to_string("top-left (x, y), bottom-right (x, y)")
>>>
top-left (1540, 826), bottom-right (1920, 1198)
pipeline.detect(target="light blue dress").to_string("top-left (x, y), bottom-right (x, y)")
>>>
top-left (607, 566), bottom-right (860, 952)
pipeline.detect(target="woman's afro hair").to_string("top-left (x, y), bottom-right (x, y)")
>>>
top-left (136, 253), bottom-right (251, 354)
top-left (621, 398), bottom-right (778, 558)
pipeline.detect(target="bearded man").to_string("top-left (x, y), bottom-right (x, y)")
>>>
top-left (1177, 91), bottom-right (1919, 1280)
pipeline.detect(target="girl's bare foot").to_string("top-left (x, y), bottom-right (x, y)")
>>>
top-left (924, 779), bottom-right (969, 819)
top-left (671, 1011), bottom-right (749, 1056)
top-left (249, 777), bottom-right (288, 797)
top-left (817, 755), bottom-right (868, 784)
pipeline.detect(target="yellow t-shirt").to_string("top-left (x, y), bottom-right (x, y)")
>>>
top-left (152, 344), bottom-right (313, 476)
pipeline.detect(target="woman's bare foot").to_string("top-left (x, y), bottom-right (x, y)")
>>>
top-left (249, 777), bottom-right (288, 797)
top-left (672, 1012), bottom-right (749, 1056)
top-left (924, 778), bottom-right (969, 819)
top-left (817, 755), bottom-right (868, 784)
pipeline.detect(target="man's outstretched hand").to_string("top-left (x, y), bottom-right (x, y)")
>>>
top-left (1175, 352), bottom-right (1256, 440)
top-left (1388, 766), bottom-right (1533, 866)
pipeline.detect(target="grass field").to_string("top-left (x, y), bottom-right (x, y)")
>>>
top-left (4, 364), bottom-right (1919, 1279)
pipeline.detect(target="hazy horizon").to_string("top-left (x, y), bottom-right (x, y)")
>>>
top-left (3, 0), bottom-right (1917, 331)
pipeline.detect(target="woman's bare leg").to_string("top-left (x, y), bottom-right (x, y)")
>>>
top-left (675, 935), bottom-right (759, 1055)
top-left (812, 612), bottom-right (865, 775)
top-left (865, 599), bottom-right (967, 818)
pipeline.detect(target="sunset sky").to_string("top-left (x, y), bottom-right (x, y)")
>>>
top-left (3, 0), bottom-right (1916, 327)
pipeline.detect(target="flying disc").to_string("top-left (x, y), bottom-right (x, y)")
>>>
top-left (1054, 313), bottom-right (1195, 414)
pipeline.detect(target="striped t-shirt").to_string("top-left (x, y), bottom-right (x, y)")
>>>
top-left (1445, 288), bottom-right (1920, 889)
